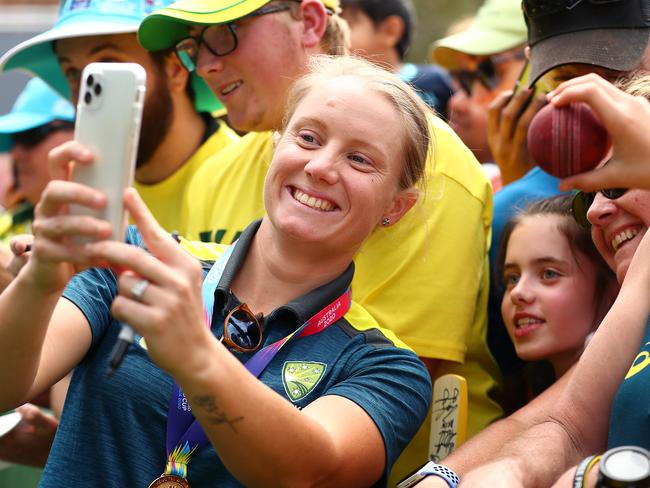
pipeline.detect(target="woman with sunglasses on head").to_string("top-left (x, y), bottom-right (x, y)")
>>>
top-left (0, 55), bottom-right (432, 488)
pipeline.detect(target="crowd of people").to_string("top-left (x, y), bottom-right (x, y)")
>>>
top-left (0, 0), bottom-right (648, 487)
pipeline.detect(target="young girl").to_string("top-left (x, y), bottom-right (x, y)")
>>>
top-left (497, 194), bottom-right (618, 380)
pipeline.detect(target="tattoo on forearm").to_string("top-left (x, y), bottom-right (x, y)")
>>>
top-left (192, 395), bottom-right (244, 433)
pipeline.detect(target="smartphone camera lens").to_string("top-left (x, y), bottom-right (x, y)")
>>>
top-left (84, 91), bottom-right (92, 105)
top-left (94, 83), bottom-right (102, 96)
top-left (86, 74), bottom-right (94, 87)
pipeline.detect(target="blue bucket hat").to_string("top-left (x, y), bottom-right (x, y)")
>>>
top-left (0, 0), bottom-right (223, 114)
top-left (0, 78), bottom-right (75, 152)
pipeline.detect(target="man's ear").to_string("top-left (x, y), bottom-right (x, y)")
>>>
top-left (164, 52), bottom-right (191, 94)
top-left (299, 0), bottom-right (329, 49)
top-left (381, 188), bottom-right (419, 227)
top-left (378, 15), bottom-right (404, 50)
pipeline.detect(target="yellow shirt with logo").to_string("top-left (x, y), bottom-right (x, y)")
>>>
top-left (135, 120), bottom-right (239, 234)
top-left (181, 116), bottom-right (502, 484)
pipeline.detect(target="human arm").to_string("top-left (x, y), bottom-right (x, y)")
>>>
top-left (0, 141), bottom-right (106, 411)
top-left (460, 227), bottom-right (650, 486)
top-left (487, 89), bottom-right (546, 185)
top-left (548, 74), bottom-right (650, 192)
top-left (86, 188), bottom-right (429, 488)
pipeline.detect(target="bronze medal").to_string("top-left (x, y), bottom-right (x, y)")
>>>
top-left (148, 474), bottom-right (190, 488)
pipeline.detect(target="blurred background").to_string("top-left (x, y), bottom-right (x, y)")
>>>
top-left (0, 0), bottom-right (482, 112)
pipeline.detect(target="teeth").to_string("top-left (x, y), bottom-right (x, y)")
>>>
top-left (222, 81), bottom-right (242, 95)
top-left (292, 189), bottom-right (335, 212)
top-left (612, 228), bottom-right (640, 251)
top-left (516, 317), bottom-right (543, 329)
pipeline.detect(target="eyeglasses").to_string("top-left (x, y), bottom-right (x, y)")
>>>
top-left (12, 121), bottom-right (74, 149)
top-left (571, 188), bottom-right (628, 228)
top-left (222, 302), bottom-right (264, 353)
top-left (175, 3), bottom-right (294, 72)
top-left (450, 52), bottom-right (525, 96)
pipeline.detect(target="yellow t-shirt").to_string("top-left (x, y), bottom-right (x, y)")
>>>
top-left (0, 202), bottom-right (33, 246)
top-left (135, 120), bottom-right (239, 234)
top-left (181, 117), bottom-right (502, 484)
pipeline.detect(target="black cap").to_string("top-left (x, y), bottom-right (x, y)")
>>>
top-left (523, 0), bottom-right (650, 86)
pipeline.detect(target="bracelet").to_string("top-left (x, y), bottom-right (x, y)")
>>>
top-left (421, 461), bottom-right (460, 488)
top-left (573, 455), bottom-right (601, 488)
top-left (573, 455), bottom-right (596, 488)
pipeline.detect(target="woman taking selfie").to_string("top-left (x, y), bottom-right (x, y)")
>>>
top-left (0, 55), bottom-right (432, 487)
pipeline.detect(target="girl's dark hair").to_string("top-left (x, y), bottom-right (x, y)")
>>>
top-left (495, 194), bottom-right (615, 311)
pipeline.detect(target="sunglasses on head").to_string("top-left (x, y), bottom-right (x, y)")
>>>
top-left (222, 302), bottom-right (264, 353)
top-left (450, 51), bottom-right (525, 96)
top-left (571, 188), bottom-right (628, 228)
top-left (12, 121), bottom-right (74, 149)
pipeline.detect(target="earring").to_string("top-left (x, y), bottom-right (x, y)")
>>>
top-left (381, 217), bottom-right (391, 226)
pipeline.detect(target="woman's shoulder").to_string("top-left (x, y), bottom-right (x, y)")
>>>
top-left (341, 301), bottom-right (415, 353)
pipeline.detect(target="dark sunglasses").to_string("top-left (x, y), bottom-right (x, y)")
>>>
top-left (451, 52), bottom-right (525, 96)
top-left (222, 302), bottom-right (264, 353)
top-left (571, 188), bottom-right (628, 228)
top-left (12, 121), bottom-right (74, 149)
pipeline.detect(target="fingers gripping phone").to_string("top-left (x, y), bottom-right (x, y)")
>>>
top-left (72, 62), bottom-right (146, 242)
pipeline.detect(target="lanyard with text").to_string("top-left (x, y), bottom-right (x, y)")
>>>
top-left (157, 244), bottom-right (351, 486)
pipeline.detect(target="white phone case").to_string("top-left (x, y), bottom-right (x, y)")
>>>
top-left (72, 62), bottom-right (146, 241)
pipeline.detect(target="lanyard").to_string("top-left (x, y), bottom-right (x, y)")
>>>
top-left (164, 243), bottom-right (351, 478)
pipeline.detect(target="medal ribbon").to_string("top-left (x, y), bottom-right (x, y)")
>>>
top-left (164, 244), bottom-right (351, 479)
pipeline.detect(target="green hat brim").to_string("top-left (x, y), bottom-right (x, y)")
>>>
top-left (138, 0), bottom-right (271, 51)
top-left (432, 28), bottom-right (526, 69)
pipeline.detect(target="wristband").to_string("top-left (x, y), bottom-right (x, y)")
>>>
top-left (574, 455), bottom-right (601, 488)
top-left (421, 461), bottom-right (460, 488)
top-left (596, 445), bottom-right (650, 488)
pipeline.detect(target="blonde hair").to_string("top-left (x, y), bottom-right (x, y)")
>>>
top-left (281, 55), bottom-right (432, 190)
top-left (321, 11), bottom-right (351, 55)
top-left (616, 72), bottom-right (650, 99)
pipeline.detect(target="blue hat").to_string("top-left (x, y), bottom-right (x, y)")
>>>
top-left (0, 78), bottom-right (75, 152)
top-left (0, 0), bottom-right (223, 114)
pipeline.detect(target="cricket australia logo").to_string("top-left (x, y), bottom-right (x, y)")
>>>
top-left (282, 361), bottom-right (327, 402)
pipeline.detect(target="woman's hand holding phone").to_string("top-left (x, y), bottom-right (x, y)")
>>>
top-left (25, 140), bottom-right (112, 293)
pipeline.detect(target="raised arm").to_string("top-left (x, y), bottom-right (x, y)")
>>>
top-left (458, 229), bottom-right (650, 486)
top-left (0, 141), bottom-right (107, 410)
top-left (86, 189), bottom-right (430, 488)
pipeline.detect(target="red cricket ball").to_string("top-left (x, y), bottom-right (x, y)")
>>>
top-left (527, 102), bottom-right (611, 178)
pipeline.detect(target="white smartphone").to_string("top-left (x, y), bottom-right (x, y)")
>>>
top-left (72, 62), bottom-right (146, 242)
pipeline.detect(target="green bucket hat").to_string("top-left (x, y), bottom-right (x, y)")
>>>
top-left (138, 0), bottom-right (340, 52)
top-left (0, 0), bottom-right (224, 114)
top-left (431, 0), bottom-right (527, 70)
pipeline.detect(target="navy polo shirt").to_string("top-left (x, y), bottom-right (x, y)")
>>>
top-left (44, 222), bottom-right (431, 487)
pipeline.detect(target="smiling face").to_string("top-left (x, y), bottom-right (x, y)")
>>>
top-left (587, 190), bottom-right (650, 283)
top-left (192, 7), bottom-right (311, 133)
top-left (501, 215), bottom-right (600, 372)
top-left (264, 75), bottom-right (415, 255)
